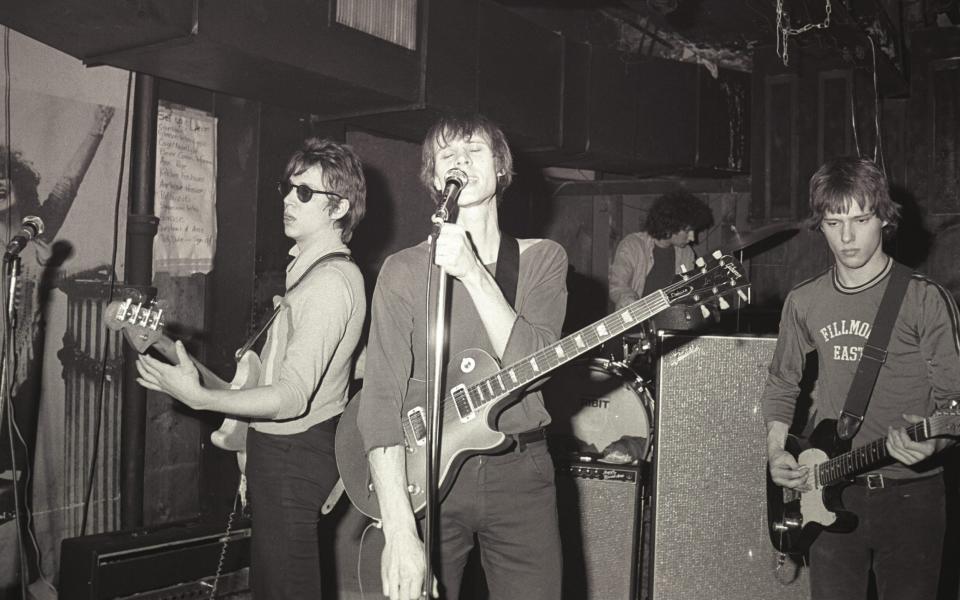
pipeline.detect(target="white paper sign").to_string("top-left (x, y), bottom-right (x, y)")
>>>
top-left (154, 101), bottom-right (217, 275)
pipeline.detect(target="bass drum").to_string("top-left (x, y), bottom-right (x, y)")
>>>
top-left (544, 358), bottom-right (653, 462)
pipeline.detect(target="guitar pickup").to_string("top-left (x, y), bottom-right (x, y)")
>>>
top-left (406, 406), bottom-right (427, 446)
top-left (451, 384), bottom-right (476, 423)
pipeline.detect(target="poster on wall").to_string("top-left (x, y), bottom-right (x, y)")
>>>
top-left (0, 30), bottom-right (130, 598)
top-left (154, 100), bottom-right (217, 275)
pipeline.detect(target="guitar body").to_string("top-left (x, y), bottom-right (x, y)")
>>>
top-left (767, 418), bottom-right (859, 554)
top-left (336, 348), bottom-right (514, 520)
top-left (329, 252), bottom-right (751, 519)
top-left (209, 350), bottom-right (263, 454)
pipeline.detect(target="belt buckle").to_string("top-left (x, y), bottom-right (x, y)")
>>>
top-left (865, 473), bottom-right (884, 490)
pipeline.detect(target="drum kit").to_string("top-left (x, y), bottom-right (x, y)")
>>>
top-left (545, 221), bottom-right (799, 466)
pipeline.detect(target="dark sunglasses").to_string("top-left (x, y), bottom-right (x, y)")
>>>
top-left (277, 181), bottom-right (346, 204)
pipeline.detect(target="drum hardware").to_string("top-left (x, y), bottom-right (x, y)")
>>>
top-left (545, 358), bottom-right (654, 464)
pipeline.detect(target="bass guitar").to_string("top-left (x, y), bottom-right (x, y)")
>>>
top-left (336, 251), bottom-right (749, 519)
top-left (104, 297), bottom-right (261, 467)
top-left (766, 409), bottom-right (960, 554)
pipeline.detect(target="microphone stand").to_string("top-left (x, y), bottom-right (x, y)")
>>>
top-left (1, 254), bottom-right (28, 600)
top-left (423, 193), bottom-right (460, 598)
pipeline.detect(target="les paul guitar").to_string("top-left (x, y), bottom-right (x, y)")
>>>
top-left (104, 298), bottom-right (261, 467)
top-left (336, 251), bottom-right (750, 520)
top-left (767, 409), bottom-right (960, 554)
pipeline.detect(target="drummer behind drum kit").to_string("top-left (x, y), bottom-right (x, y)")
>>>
top-left (544, 221), bottom-right (799, 465)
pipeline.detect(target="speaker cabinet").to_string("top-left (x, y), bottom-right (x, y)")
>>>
top-left (555, 461), bottom-right (643, 600)
top-left (59, 519), bottom-right (251, 599)
top-left (650, 334), bottom-right (808, 600)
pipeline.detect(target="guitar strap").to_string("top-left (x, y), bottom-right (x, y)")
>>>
top-left (496, 233), bottom-right (520, 308)
top-left (836, 261), bottom-right (912, 440)
top-left (234, 251), bottom-right (353, 362)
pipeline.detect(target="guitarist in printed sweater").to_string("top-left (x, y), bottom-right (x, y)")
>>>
top-left (762, 157), bottom-right (960, 600)
top-left (356, 113), bottom-right (568, 600)
top-left (135, 138), bottom-right (367, 599)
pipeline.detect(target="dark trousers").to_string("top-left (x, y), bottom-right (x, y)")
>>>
top-left (246, 420), bottom-right (339, 600)
top-left (809, 473), bottom-right (945, 600)
top-left (436, 440), bottom-right (563, 600)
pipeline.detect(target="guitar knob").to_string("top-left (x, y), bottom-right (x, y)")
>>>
top-left (407, 484), bottom-right (422, 495)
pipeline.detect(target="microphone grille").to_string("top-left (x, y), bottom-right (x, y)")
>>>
top-left (445, 168), bottom-right (468, 187)
top-left (22, 215), bottom-right (45, 236)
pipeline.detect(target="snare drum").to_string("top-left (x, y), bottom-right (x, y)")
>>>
top-left (545, 358), bottom-right (653, 461)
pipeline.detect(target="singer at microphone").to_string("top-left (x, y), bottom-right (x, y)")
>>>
top-left (4, 215), bottom-right (45, 261)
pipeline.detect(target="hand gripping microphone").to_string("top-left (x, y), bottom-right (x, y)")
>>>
top-left (432, 168), bottom-right (468, 225)
top-left (4, 216), bottom-right (45, 262)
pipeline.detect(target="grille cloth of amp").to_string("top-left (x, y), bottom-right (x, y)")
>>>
top-left (651, 334), bottom-right (809, 600)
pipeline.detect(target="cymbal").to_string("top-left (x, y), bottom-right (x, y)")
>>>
top-left (724, 222), bottom-right (801, 254)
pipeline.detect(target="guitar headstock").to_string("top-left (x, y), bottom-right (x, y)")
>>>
top-left (927, 408), bottom-right (960, 438)
top-left (104, 298), bottom-right (165, 353)
top-left (664, 251), bottom-right (751, 314)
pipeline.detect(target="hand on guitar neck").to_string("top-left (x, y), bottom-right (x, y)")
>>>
top-left (105, 297), bottom-right (262, 467)
top-left (766, 409), bottom-right (960, 554)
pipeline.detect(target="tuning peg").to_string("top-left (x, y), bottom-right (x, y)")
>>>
top-left (718, 296), bottom-right (730, 310)
top-left (695, 257), bottom-right (705, 268)
top-left (712, 250), bottom-right (722, 259)
top-left (679, 263), bottom-right (688, 274)
top-left (700, 305), bottom-right (711, 318)
top-left (737, 289), bottom-right (750, 303)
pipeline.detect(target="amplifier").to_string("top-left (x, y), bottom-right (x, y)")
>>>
top-left (59, 518), bottom-right (251, 600)
top-left (555, 461), bottom-right (643, 600)
top-left (651, 334), bottom-right (809, 600)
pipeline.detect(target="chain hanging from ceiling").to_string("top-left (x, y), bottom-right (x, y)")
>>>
top-left (776, 0), bottom-right (832, 66)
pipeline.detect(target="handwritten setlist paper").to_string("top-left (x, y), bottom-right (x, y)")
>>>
top-left (154, 101), bottom-right (217, 275)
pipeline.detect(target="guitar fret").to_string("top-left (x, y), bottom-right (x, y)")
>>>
top-left (508, 369), bottom-right (518, 384)
top-left (486, 380), bottom-right (495, 396)
top-left (530, 357), bottom-right (540, 373)
top-left (496, 374), bottom-right (505, 392)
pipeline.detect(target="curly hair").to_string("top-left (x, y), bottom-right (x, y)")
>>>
top-left (645, 190), bottom-right (714, 240)
top-left (419, 112), bottom-right (514, 205)
top-left (282, 137), bottom-right (367, 243)
top-left (0, 146), bottom-right (42, 216)
top-left (807, 157), bottom-right (900, 233)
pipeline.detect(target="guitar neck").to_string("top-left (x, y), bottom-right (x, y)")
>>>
top-left (457, 290), bottom-right (671, 412)
top-left (818, 421), bottom-right (928, 486)
top-left (150, 335), bottom-right (231, 391)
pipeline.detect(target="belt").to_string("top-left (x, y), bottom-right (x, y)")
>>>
top-left (852, 472), bottom-right (940, 490)
top-left (511, 428), bottom-right (547, 451)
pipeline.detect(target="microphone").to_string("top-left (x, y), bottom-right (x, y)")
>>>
top-left (440, 168), bottom-right (468, 204)
top-left (4, 216), bottom-right (45, 261)
top-left (432, 168), bottom-right (468, 225)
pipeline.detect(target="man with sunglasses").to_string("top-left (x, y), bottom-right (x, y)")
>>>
top-left (136, 138), bottom-right (367, 599)
top-left (357, 113), bottom-right (568, 600)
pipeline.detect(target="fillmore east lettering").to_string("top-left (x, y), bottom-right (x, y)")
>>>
top-left (819, 319), bottom-right (872, 342)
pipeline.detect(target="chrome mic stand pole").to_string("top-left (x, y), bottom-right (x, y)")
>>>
top-left (1, 255), bottom-right (28, 600)
top-left (423, 185), bottom-right (462, 598)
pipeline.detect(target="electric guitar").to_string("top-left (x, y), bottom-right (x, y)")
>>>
top-left (766, 409), bottom-right (960, 554)
top-left (336, 251), bottom-right (750, 519)
top-left (104, 298), bottom-right (261, 468)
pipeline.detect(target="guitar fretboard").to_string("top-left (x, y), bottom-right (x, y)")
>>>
top-left (448, 289), bottom-right (672, 420)
top-left (817, 422), bottom-right (927, 486)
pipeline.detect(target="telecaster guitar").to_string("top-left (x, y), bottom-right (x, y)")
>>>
top-left (336, 251), bottom-right (750, 519)
top-left (767, 409), bottom-right (960, 554)
top-left (104, 298), bottom-right (261, 468)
